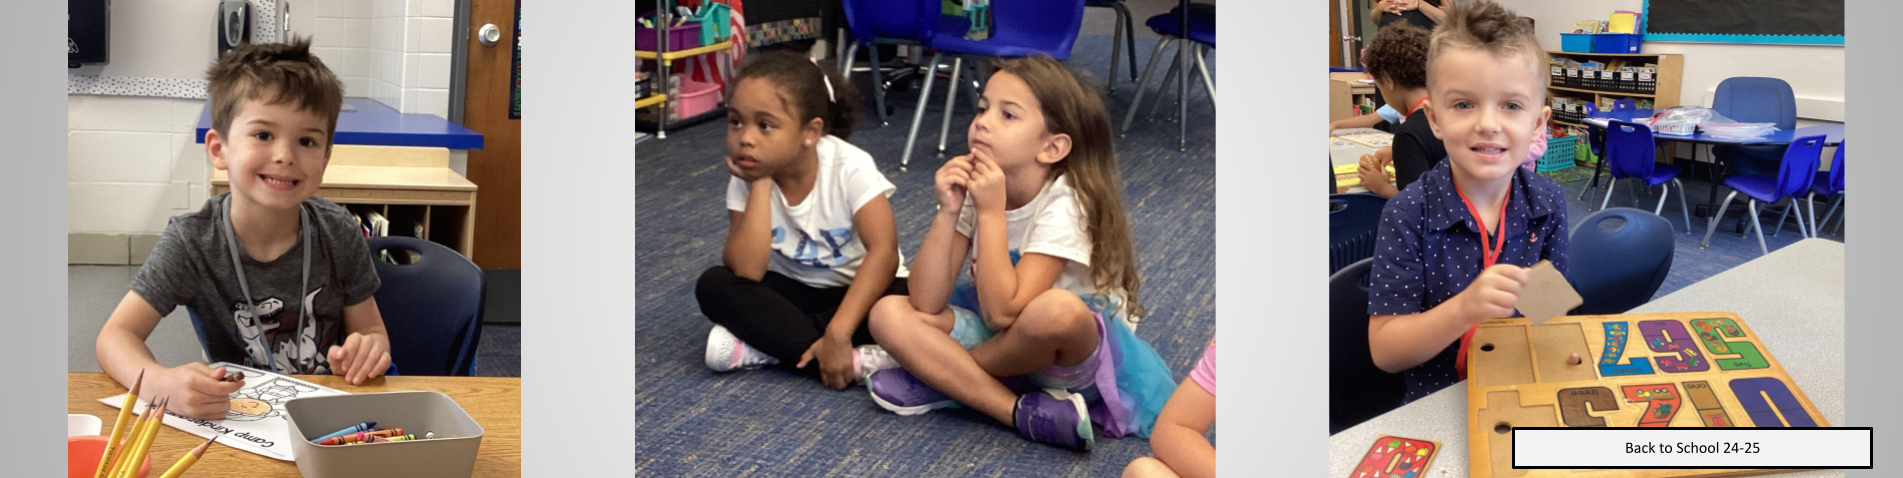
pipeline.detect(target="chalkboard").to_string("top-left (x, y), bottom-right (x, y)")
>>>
top-left (1643, 0), bottom-right (1842, 45)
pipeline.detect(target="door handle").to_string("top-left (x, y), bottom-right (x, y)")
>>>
top-left (479, 23), bottom-right (501, 46)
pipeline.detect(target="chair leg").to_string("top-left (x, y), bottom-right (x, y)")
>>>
top-left (936, 58), bottom-right (964, 156)
top-left (900, 53), bottom-right (944, 171)
top-left (864, 44), bottom-right (888, 126)
top-left (1579, 155), bottom-right (1607, 206)
top-left (1195, 44), bottom-right (1216, 105)
top-left (1820, 194), bottom-right (1844, 234)
top-left (1107, 8), bottom-right (1123, 93)
top-left (1116, 2), bottom-right (1138, 82)
top-left (1701, 190), bottom-right (1740, 248)
top-left (1806, 193), bottom-right (1820, 238)
top-left (1793, 197), bottom-right (1812, 239)
top-left (1747, 199), bottom-right (1767, 255)
top-left (841, 43), bottom-right (858, 77)
top-left (1772, 199), bottom-right (1791, 237)
top-left (1654, 183), bottom-right (1668, 216)
top-left (1674, 179), bottom-right (1692, 233)
top-left (1121, 39), bottom-right (1172, 136)
top-left (1832, 195), bottom-right (1845, 234)
top-left (1148, 45), bottom-right (1183, 122)
top-left (1600, 177), bottom-right (1617, 211)
top-left (959, 61), bottom-right (985, 114)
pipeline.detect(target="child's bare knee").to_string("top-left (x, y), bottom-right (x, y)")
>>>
top-left (1019, 289), bottom-right (1092, 341)
top-left (869, 295), bottom-right (917, 335)
top-left (1122, 457), bottom-right (1173, 478)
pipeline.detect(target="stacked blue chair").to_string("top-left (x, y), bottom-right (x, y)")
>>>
top-left (898, 0), bottom-right (1087, 170)
top-left (840, 0), bottom-right (969, 126)
top-left (1700, 135), bottom-right (1826, 255)
top-left (1600, 120), bottom-right (1692, 232)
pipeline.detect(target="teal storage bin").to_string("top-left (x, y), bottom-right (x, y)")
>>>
top-left (1561, 33), bottom-right (1593, 53)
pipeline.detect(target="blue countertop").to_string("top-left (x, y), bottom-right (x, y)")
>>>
top-left (196, 98), bottom-right (484, 150)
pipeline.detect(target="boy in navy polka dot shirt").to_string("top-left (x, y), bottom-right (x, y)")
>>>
top-left (1365, 0), bottom-right (1569, 404)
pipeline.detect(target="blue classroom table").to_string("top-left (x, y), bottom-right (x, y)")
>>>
top-left (196, 98), bottom-right (485, 150)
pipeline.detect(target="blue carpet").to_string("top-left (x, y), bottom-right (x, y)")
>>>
top-left (475, 324), bottom-right (521, 377)
top-left (1553, 166), bottom-right (1845, 299)
top-left (637, 35), bottom-right (1216, 477)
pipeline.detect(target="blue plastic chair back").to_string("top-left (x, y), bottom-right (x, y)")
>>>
top-left (842, 0), bottom-right (921, 41)
top-left (936, 0), bottom-right (1086, 60)
top-left (1828, 142), bottom-right (1845, 194)
top-left (368, 236), bottom-right (486, 376)
top-left (1712, 77), bottom-right (1797, 130)
top-left (1568, 208), bottom-right (1675, 315)
top-left (1605, 120), bottom-right (1658, 181)
top-left (1775, 135), bottom-right (1827, 199)
top-left (1328, 258), bottom-right (1404, 434)
top-left (1329, 193), bottom-right (1387, 275)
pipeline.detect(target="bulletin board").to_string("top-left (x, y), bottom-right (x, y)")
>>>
top-left (1643, 0), bottom-right (1843, 45)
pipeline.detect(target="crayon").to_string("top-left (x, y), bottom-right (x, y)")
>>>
top-left (221, 371), bottom-right (245, 382)
top-left (344, 436), bottom-right (392, 446)
top-left (95, 371), bottom-right (144, 478)
top-left (383, 434), bottom-right (418, 442)
top-left (321, 428), bottom-right (406, 446)
top-left (312, 422), bottom-right (376, 443)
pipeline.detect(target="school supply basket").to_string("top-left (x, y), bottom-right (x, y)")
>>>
top-left (637, 17), bottom-right (703, 52)
top-left (285, 392), bottom-right (485, 478)
top-left (1538, 135), bottom-right (1579, 172)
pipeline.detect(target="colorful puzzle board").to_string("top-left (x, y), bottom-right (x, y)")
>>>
top-left (1337, 132), bottom-right (1395, 148)
top-left (1465, 312), bottom-right (1829, 477)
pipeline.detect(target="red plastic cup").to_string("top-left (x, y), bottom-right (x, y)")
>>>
top-left (68, 435), bottom-right (151, 478)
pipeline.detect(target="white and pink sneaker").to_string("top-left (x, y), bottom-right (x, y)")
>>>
top-left (704, 325), bottom-right (779, 372)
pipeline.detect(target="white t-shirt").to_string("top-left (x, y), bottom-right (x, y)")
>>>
top-left (954, 173), bottom-right (1137, 329)
top-left (726, 135), bottom-right (909, 288)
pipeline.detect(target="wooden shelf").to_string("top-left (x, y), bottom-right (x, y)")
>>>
top-left (1547, 85), bottom-right (1655, 98)
top-left (1553, 119), bottom-right (1585, 128)
top-left (210, 145), bottom-right (477, 256)
top-left (635, 41), bottom-right (732, 61)
top-left (1547, 50), bottom-right (1670, 58)
top-left (636, 94), bottom-right (666, 109)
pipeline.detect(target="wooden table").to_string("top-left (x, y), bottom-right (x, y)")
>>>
top-left (69, 373), bottom-right (520, 477)
top-left (211, 144), bottom-right (479, 257)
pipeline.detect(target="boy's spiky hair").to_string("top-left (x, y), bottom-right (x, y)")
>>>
top-left (205, 37), bottom-right (344, 144)
top-left (1427, 0), bottom-right (1547, 88)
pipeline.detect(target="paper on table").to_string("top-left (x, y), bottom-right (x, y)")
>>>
top-left (1517, 260), bottom-right (1582, 325)
top-left (96, 364), bottom-right (347, 461)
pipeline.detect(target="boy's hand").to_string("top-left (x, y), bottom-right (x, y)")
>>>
top-left (1357, 160), bottom-right (1396, 197)
top-left (968, 153), bottom-right (1008, 214)
top-left (936, 155), bottom-right (974, 214)
top-left (153, 363), bottom-right (244, 420)
top-left (1457, 264), bottom-right (1529, 324)
top-left (796, 334), bottom-right (855, 391)
top-left (327, 332), bottom-right (392, 385)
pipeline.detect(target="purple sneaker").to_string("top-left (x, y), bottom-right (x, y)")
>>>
top-left (867, 368), bottom-right (959, 415)
top-left (1014, 389), bottom-right (1095, 451)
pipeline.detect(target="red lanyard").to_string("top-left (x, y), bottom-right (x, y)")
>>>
top-left (1405, 97), bottom-right (1430, 117)
top-left (1453, 179), bottom-right (1511, 381)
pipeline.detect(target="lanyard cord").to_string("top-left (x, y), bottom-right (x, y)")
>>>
top-left (220, 195), bottom-right (311, 375)
top-left (1452, 178), bottom-right (1511, 381)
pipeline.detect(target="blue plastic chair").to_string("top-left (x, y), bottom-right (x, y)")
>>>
top-left (1579, 100), bottom-right (1636, 204)
top-left (1328, 258), bottom-right (1405, 434)
top-left (367, 236), bottom-right (486, 376)
top-left (1120, 3), bottom-right (1217, 150)
top-left (1329, 193), bottom-right (1387, 275)
top-left (840, 0), bottom-right (970, 127)
top-left (1783, 141), bottom-right (1845, 236)
top-left (1568, 208), bottom-right (1676, 315)
top-left (1700, 135), bottom-right (1826, 255)
top-left (1710, 78), bottom-right (1799, 179)
top-left (1085, 0), bottom-right (1139, 91)
top-left (1600, 120), bottom-right (1692, 232)
top-left (898, 0), bottom-right (1088, 170)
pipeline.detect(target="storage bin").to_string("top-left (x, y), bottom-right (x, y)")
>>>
top-left (1539, 136), bottom-right (1579, 172)
top-left (1592, 33), bottom-right (1643, 54)
top-left (637, 20), bottom-right (703, 52)
top-left (285, 392), bottom-right (485, 478)
top-left (671, 80), bottom-right (722, 121)
top-left (1561, 33), bottom-right (1593, 53)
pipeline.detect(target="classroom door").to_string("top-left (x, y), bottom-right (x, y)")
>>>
top-left (463, 0), bottom-right (522, 270)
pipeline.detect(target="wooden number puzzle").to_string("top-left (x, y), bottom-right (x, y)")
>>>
top-left (1348, 435), bottom-right (1440, 478)
top-left (1465, 312), bottom-right (1829, 478)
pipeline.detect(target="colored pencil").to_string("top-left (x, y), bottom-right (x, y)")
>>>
top-left (157, 435), bottom-right (216, 478)
top-left (94, 371), bottom-right (143, 478)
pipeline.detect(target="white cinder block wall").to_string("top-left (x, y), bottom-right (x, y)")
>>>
top-left (1498, 0), bottom-right (1845, 126)
top-left (71, 0), bottom-right (457, 242)
top-left (371, 0), bottom-right (455, 117)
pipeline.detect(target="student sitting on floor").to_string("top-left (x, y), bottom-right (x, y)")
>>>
top-left (1123, 340), bottom-right (1215, 478)
top-left (1366, 0), bottom-right (1570, 405)
top-left (694, 50), bottom-right (909, 391)
top-left (95, 39), bottom-right (394, 419)
top-left (864, 55), bottom-right (1175, 451)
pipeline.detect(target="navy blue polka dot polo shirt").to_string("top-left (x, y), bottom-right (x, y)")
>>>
top-left (1367, 160), bottom-right (1571, 404)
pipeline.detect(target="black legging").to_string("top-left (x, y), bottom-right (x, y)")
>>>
top-left (695, 266), bottom-right (909, 367)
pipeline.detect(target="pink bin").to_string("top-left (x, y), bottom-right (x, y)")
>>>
top-left (672, 80), bottom-right (721, 120)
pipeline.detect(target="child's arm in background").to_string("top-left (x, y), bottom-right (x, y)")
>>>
top-left (1150, 378), bottom-right (1216, 478)
top-left (967, 155), bottom-right (1065, 331)
top-left (799, 195), bottom-right (901, 390)
top-left (1368, 264), bottom-right (1526, 372)
top-left (329, 298), bottom-right (393, 386)
top-left (96, 291), bottom-right (243, 420)
top-left (1370, 0), bottom-right (1389, 23)
top-left (1418, 0), bottom-right (1449, 24)
top-left (1330, 114), bottom-right (1385, 135)
top-left (908, 157), bottom-right (979, 314)
top-left (722, 179), bottom-right (776, 281)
